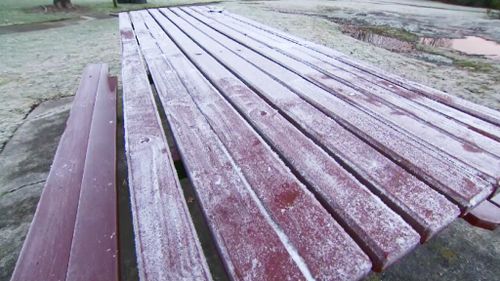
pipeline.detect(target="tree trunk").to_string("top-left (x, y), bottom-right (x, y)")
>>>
top-left (54, 0), bottom-right (72, 9)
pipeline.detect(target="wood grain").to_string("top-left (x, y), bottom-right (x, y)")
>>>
top-left (120, 13), bottom-right (212, 281)
top-left (66, 74), bottom-right (118, 281)
top-left (10, 64), bottom-right (103, 281)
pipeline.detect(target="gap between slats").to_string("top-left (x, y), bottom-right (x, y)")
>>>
top-left (163, 6), bottom-right (495, 210)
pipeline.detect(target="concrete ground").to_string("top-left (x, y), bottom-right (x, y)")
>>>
top-left (0, 1), bottom-right (499, 280)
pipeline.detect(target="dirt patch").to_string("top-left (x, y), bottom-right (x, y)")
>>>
top-left (24, 4), bottom-right (90, 14)
top-left (0, 15), bottom-right (111, 34)
top-left (340, 25), bottom-right (416, 52)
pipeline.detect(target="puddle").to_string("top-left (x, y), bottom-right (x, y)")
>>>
top-left (419, 36), bottom-right (500, 60)
top-left (341, 24), bottom-right (500, 61)
top-left (341, 25), bottom-right (415, 52)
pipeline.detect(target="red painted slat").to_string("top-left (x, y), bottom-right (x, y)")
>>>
top-left (217, 8), bottom-right (500, 128)
top-left (463, 200), bottom-right (500, 230)
top-left (193, 7), bottom-right (500, 156)
top-left (151, 8), bottom-right (422, 271)
top-left (127, 11), bottom-right (308, 281)
top-left (171, 7), bottom-right (461, 241)
top-left (196, 6), bottom-right (500, 143)
top-left (135, 10), bottom-right (373, 280)
top-left (10, 64), bottom-right (103, 281)
top-left (119, 13), bottom-right (212, 281)
top-left (66, 75), bottom-right (118, 281)
top-left (156, 8), bottom-right (493, 211)
top-left (187, 7), bottom-right (499, 178)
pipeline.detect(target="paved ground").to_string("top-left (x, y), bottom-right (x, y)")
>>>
top-left (0, 1), bottom-right (499, 280)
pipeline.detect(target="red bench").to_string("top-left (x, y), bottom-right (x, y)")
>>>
top-left (10, 64), bottom-right (118, 281)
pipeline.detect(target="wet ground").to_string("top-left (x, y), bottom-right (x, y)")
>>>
top-left (340, 25), bottom-right (500, 61)
top-left (419, 36), bottom-right (500, 60)
top-left (0, 14), bottom-right (112, 35)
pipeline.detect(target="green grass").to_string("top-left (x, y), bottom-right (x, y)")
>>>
top-left (364, 25), bottom-right (419, 43)
top-left (453, 58), bottom-right (495, 72)
top-left (416, 44), bottom-right (496, 73)
top-left (0, 0), bottom-right (217, 26)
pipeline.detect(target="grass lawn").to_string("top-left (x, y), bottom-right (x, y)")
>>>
top-left (0, 0), bottom-right (216, 150)
top-left (0, 0), bottom-right (217, 26)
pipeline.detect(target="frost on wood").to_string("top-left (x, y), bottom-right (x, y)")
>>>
top-left (137, 9), bottom-right (372, 279)
top-left (118, 6), bottom-right (500, 281)
top-left (175, 7), bottom-right (495, 210)
top-left (120, 12), bottom-right (212, 281)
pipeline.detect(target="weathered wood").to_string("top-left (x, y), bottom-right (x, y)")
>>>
top-left (127, 11), bottom-right (309, 281)
top-left (157, 8), bottom-right (493, 211)
top-left (120, 13), bottom-right (212, 281)
top-left (188, 7), bottom-right (500, 178)
top-left (463, 200), bottom-right (500, 230)
top-left (197, 6), bottom-right (500, 143)
top-left (135, 10), bottom-right (373, 280)
top-left (66, 75), bottom-right (118, 281)
top-left (216, 8), bottom-right (500, 128)
top-left (174, 7), bottom-right (461, 241)
top-left (10, 64), bottom-right (103, 281)
top-left (193, 6), bottom-right (500, 156)
top-left (119, 7), bottom-right (500, 279)
top-left (151, 8), bottom-right (422, 271)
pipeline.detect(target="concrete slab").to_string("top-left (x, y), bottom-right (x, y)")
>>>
top-left (0, 97), bottom-right (72, 281)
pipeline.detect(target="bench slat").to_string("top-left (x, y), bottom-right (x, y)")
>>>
top-left (10, 64), bottom-right (103, 281)
top-left (125, 11), bottom-right (308, 281)
top-left (194, 7), bottom-right (500, 157)
top-left (157, 8), bottom-right (493, 211)
top-left (463, 200), bottom-right (500, 230)
top-left (216, 8), bottom-right (500, 128)
top-left (188, 7), bottom-right (499, 179)
top-left (177, 7), bottom-right (461, 240)
top-left (66, 74), bottom-right (118, 281)
top-left (120, 13), bottom-right (212, 281)
top-left (197, 6), bottom-right (500, 143)
top-left (135, 10), bottom-right (373, 279)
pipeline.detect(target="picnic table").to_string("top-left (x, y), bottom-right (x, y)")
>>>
top-left (119, 6), bottom-right (500, 281)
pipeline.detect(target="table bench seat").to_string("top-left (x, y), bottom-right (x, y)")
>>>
top-left (11, 64), bottom-right (118, 281)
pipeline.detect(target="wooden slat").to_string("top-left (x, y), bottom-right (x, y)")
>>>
top-left (151, 8), bottom-right (423, 271)
top-left (10, 64), bottom-right (103, 281)
top-left (156, 8), bottom-right (493, 211)
top-left (173, 7), bottom-right (461, 241)
top-left (119, 13), bottom-right (212, 281)
top-left (134, 10), bottom-right (373, 280)
top-left (126, 11), bottom-right (309, 281)
top-left (193, 6), bottom-right (500, 156)
top-left (66, 74), bottom-right (118, 281)
top-left (187, 7), bottom-right (500, 178)
top-left (463, 200), bottom-right (500, 230)
top-left (197, 6), bottom-right (500, 143)
top-left (217, 8), bottom-right (500, 128)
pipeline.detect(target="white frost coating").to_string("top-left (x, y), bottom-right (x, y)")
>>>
top-left (121, 12), bottom-right (212, 281)
top-left (214, 124), bottom-right (316, 281)
top-left (218, 7), bottom-right (500, 138)
top-left (181, 7), bottom-right (494, 208)
top-left (194, 7), bottom-right (500, 177)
